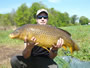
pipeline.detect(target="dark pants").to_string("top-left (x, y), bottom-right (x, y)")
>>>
top-left (10, 55), bottom-right (58, 68)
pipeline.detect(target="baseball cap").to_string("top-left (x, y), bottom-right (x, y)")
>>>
top-left (36, 9), bottom-right (48, 16)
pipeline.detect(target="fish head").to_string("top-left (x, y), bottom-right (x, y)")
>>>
top-left (9, 29), bottom-right (20, 39)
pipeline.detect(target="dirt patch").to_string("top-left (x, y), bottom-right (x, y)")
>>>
top-left (0, 45), bottom-right (23, 64)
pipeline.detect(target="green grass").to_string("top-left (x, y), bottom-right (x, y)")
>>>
top-left (58, 25), bottom-right (90, 61)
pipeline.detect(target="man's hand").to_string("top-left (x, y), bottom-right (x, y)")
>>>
top-left (49, 38), bottom-right (64, 59)
top-left (52, 38), bottom-right (64, 50)
top-left (24, 36), bottom-right (38, 49)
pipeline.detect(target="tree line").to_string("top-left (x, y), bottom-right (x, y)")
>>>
top-left (0, 2), bottom-right (90, 27)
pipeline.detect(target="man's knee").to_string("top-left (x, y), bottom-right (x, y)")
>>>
top-left (48, 64), bottom-right (58, 68)
top-left (10, 56), bottom-right (28, 68)
top-left (10, 56), bottom-right (19, 65)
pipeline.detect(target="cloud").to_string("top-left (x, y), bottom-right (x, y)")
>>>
top-left (48, 0), bottom-right (60, 3)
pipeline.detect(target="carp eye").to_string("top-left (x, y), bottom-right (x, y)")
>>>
top-left (11, 29), bottom-right (20, 36)
top-left (15, 30), bottom-right (20, 34)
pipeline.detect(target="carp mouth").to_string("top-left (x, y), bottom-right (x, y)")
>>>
top-left (9, 34), bottom-right (19, 39)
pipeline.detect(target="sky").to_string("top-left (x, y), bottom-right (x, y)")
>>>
top-left (0, 0), bottom-right (90, 19)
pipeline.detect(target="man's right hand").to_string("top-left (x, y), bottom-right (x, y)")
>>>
top-left (24, 36), bottom-right (38, 49)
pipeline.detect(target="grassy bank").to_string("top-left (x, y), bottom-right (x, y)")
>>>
top-left (58, 25), bottom-right (90, 61)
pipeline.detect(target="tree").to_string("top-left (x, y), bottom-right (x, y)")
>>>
top-left (48, 8), bottom-right (58, 27)
top-left (79, 16), bottom-right (89, 25)
top-left (60, 12), bottom-right (70, 26)
top-left (0, 14), bottom-right (10, 26)
top-left (70, 15), bottom-right (78, 24)
top-left (15, 3), bottom-right (29, 26)
top-left (9, 9), bottom-right (16, 25)
top-left (48, 8), bottom-right (63, 27)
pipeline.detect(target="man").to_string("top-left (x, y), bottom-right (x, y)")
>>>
top-left (10, 9), bottom-right (64, 68)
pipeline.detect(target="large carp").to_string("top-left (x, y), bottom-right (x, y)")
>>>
top-left (9, 24), bottom-right (80, 53)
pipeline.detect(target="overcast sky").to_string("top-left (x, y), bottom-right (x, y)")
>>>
top-left (0, 0), bottom-right (90, 19)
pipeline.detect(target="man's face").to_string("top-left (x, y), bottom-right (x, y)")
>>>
top-left (36, 13), bottom-right (48, 25)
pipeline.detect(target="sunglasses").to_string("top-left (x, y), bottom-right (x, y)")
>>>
top-left (37, 16), bottom-right (48, 19)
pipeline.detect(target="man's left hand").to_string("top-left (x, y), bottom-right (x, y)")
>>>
top-left (52, 38), bottom-right (64, 50)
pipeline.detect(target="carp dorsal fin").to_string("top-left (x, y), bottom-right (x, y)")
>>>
top-left (44, 25), bottom-right (71, 37)
top-left (57, 28), bottom-right (71, 37)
